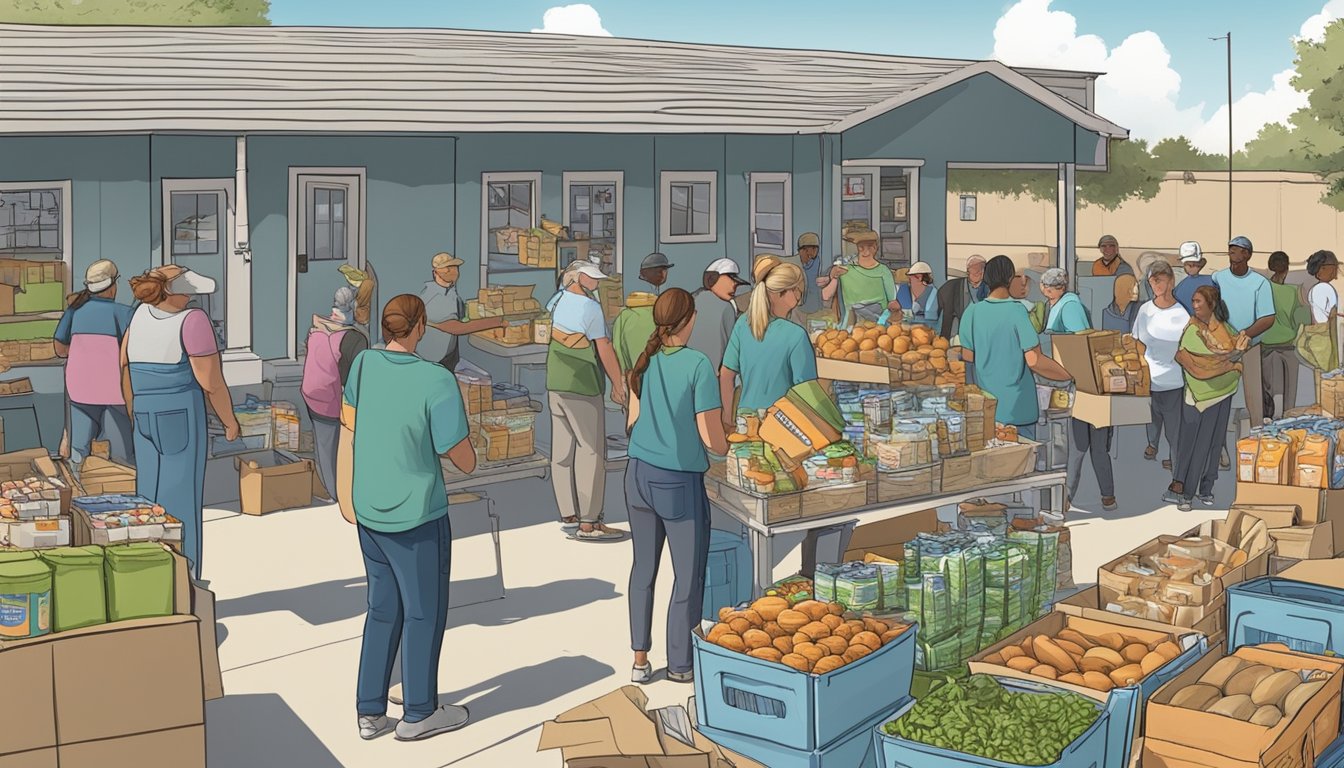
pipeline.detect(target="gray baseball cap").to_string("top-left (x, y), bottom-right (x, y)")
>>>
top-left (641, 252), bottom-right (673, 271)
top-left (1229, 235), bottom-right (1254, 252)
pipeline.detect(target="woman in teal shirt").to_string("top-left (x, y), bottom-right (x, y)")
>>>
top-left (338, 294), bottom-right (479, 742)
top-left (1040, 267), bottom-right (1090, 333)
top-left (719, 256), bottom-right (816, 425)
top-left (624, 288), bottom-right (730, 684)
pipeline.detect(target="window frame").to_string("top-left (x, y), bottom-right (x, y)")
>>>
top-left (562, 171), bottom-right (624, 275)
top-left (960, 194), bottom-right (978, 222)
top-left (749, 172), bottom-right (792, 255)
top-left (161, 179), bottom-right (238, 352)
top-left (660, 171), bottom-right (717, 244)
top-left (0, 180), bottom-right (73, 351)
top-left (480, 171), bottom-right (542, 283)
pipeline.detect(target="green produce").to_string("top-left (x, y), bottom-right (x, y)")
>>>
top-left (884, 675), bottom-right (1100, 766)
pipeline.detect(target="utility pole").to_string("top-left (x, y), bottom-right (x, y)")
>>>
top-left (1212, 32), bottom-right (1232, 242)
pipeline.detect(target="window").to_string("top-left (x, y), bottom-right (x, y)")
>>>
top-left (563, 172), bottom-right (623, 275)
top-left (660, 171), bottom-right (717, 243)
top-left (170, 192), bottom-right (221, 257)
top-left (306, 186), bottom-right (348, 262)
top-left (0, 182), bottom-right (72, 362)
top-left (750, 173), bottom-right (791, 254)
top-left (960, 194), bottom-right (978, 222)
top-left (481, 172), bottom-right (542, 278)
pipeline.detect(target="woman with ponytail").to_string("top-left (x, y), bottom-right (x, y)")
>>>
top-left (55, 259), bottom-right (135, 471)
top-left (1165, 284), bottom-right (1247, 511)
top-left (718, 256), bottom-right (816, 427)
top-left (624, 288), bottom-right (729, 685)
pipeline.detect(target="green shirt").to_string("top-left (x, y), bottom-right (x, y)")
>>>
top-left (960, 298), bottom-right (1041, 427)
top-left (342, 350), bottom-right (468, 533)
top-left (613, 305), bottom-right (656, 372)
top-left (628, 347), bottom-right (720, 473)
top-left (1262, 280), bottom-right (1306, 346)
top-left (1179, 321), bottom-right (1243, 406)
top-left (838, 262), bottom-right (897, 323)
top-left (722, 315), bottom-right (817, 412)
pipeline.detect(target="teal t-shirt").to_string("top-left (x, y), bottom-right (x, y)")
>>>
top-left (1045, 292), bottom-right (1090, 334)
top-left (628, 346), bottom-right (720, 473)
top-left (342, 349), bottom-right (469, 533)
top-left (961, 298), bottom-right (1041, 427)
top-left (722, 315), bottom-right (818, 412)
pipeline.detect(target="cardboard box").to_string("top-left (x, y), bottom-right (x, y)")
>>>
top-left (1144, 644), bottom-right (1344, 768)
top-left (1, 516), bottom-right (70, 549)
top-left (236, 451), bottom-right (315, 515)
top-left (1279, 558), bottom-right (1344, 588)
top-left (0, 748), bottom-right (57, 768)
top-left (971, 438), bottom-right (1039, 483)
top-left (1098, 520), bottom-right (1271, 615)
top-left (1071, 390), bottom-right (1152, 428)
top-left (1053, 331), bottom-right (1150, 396)
top-left (193, 583), bottom-right (224, 701)
top-left (72, 456), bottom-right (137, 496)
top-left (58, 725), bottom-right (205, 768)
top-left (538, 686), bottom-right (767, 768)
top-left (0, 642), bottom-right (56, 757)
top-left (0, 449), bottom-right (71, 516)
top-left (1055, 586), bottom-right (1225, 645)
top-left (841, 508), bottom-right (938, 562)
top-left (1234, 481), bottom-right (1344, 554)
top-left (815, 356), bottom-right (895, 385)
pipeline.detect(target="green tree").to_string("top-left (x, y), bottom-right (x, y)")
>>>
top-left (1077, 137), bottom-right (1164, 210)
top-left (1150, 137), bottom-right (1225, 172)
top-left (0, 0), bottom-right (269, 25)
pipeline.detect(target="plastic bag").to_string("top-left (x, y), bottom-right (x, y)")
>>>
top-left (1298, 319), bottom-right (1338, 372)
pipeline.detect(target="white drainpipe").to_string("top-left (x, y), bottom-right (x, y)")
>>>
top-left (232, 135), bottom-right (253, 353)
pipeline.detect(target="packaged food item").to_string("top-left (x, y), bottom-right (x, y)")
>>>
top-left (1296, 434), bottom-right (1331, 488)
top-left (0, 556), bottom-right (51, 638)
top-left (1256, 436), bottom-right (1291, 485)
top-left (104, 542), bottom-right (175, 622)
top-left (39, 545), bottom-right (107, 632)
top-left (1237, 436), bottom-right (1260, 483)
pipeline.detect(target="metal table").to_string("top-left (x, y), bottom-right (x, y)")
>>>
top-left (468, 336), bottom-right (548, 386)
top-left (441, 453), bottom-right (549, 493)
top-left (708, 469), bottom-right (1068, 596)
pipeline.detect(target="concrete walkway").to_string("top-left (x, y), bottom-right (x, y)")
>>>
top-left (202, 423), bottom-right (1231, 767)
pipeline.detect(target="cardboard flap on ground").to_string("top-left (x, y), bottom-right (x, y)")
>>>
top-left (1279, 558), bottom-right (1344, 589)
top-left (538, 686), bottom-right (766, 768)
top-left (1234, 482), bottom-right (1344, 555)
top-left (1145, 644), bottom-right (1344, 768)
top-left (841, 508), bottom-right (938, 562)
top-left (1070, 390), bottom-right (1153, 428)
top-left (969, 612), bottom-right (1197, 702)
top-left (1228, 504), bottom-right (1300, 530)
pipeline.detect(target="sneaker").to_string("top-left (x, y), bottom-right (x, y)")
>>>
top-left (395, 705), bottom-right (470, 742)
top-left (667, 669), bottom-right (694, 684)
top-left (1198, 495), bottom-right (1216, 507)
top-left (631, 663), bottom-right (653, 684)
top-left (573, 524), bottom-right (625, 541)
top-left (1161, 489), bottom-right (1181, 505)
top-left (359, 714), bottom-right (394, 741)
top-left (1144, 445), bottom-right (1157, 461)
top-left (559, 517), bottom-right (580, 531)
top-left (1178, 499), bottom-right (1193, 512)
top-left (1101, 497), bottom-right (1118, 512)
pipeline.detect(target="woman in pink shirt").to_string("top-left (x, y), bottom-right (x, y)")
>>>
top-left (120, 265), bottom-right (239, 579)
top-left (302, 286), bottom-right (368, 503)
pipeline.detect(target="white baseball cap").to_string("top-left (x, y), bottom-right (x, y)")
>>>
top-left (907, 261), bottom-right (933, 276)
top-left (1179, 241), bottom-right (1204, 262)
top-left (570, 261), bottom-right (608, 281)
top-left (84, 259), bottom-right (119, 293)
top-left (707, 258), bottom-right (750, 285)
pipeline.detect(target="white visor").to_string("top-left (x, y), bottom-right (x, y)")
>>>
top-left (86, 278), bottom-right (115, 293)
top-left (170, 269), bottom-right (216, 295)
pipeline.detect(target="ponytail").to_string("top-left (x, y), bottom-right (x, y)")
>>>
top-left (626, 288), bottom-right (696, 402)
top-left (66, 288), bottom-right (93, 311)
top-left (1214, 298), bottom-right (1230, 325)
top-left (628, 329), bottom-right (665, 402)
top-left (748, 257), bottom-right (805, 341)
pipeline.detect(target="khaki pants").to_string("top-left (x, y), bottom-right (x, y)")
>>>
top-left (1261, 344), bottom-right (1299, 417)
top-left (549, 391), bottom-right (607, 524)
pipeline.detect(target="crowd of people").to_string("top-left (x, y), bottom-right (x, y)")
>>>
top-left (48, 229), bottom-right (1342, 744)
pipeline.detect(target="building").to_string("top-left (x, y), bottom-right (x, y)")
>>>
top-left (0, 23), bottom-right (1126, 452)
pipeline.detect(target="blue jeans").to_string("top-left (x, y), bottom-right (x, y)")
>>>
top-left (356, 515), bottom-right (451, 722)
top-left (70, 402), bottom-right (135, 468)
top-left (625, 459), bottom-right (711, 674)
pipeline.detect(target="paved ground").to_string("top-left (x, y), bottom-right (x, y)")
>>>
top-left (201, 422), bottom-right (1233, 768)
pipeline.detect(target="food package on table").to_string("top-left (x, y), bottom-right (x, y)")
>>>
top-left (814, 560), bottom-right (902, 613)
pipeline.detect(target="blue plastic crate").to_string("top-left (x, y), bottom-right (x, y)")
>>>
top-left (696, 697), bottom-right (906, 768)
top-left (1229, 576), bottom-right (1344, 656)
top-left (874, 676), bottom-right (1139, 768)
top-left (72, 494), bottom-right (155, 514)
top-left (702, 529), bottom-right (751, 622)
top-left (693, 620), bottom-right (917, 752)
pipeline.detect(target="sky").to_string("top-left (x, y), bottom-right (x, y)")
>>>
top-left (269, 0), bottom-right (1344, 153)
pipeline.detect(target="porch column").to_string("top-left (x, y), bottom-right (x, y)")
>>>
top-left (1056, 162), bottom-right (1077, 287)
top-left (223, 135), bottom-right (262, 385)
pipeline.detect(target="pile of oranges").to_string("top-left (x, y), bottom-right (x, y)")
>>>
top-left (814, 323), bottom-right (964, 385)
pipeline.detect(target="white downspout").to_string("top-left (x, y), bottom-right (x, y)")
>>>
top-left (232, 135), bottom-right (253, 353)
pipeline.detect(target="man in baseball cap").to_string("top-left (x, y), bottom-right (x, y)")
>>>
top-left (638, 252), bottom-right (673, 293)
top-left (772, 233), bottom-right (825, 315)
top-left (689, 258), bottom-right (749, 372)
top-left (418, 252), bottom-right (503, 371)
top-left (1212, 233), bottom-right (1276, 432)
top-left (1173, 241), bottom-right (1211, 315)
top-left (1093, 235), bottom-right (1134, 277)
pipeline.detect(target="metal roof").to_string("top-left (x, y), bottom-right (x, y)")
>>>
top-left (0, 24), bottom-right (1128, 137)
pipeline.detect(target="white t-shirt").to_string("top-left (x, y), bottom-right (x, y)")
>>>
top-left (1310, 282), bottom-right (1339, 324)
top-left (1132, 300), bottom-right (1191, 392)
top-left (547, 290), bottom-right (607, 340)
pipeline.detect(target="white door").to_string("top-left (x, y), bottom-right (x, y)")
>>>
top-left (162, 180), bottom-right (239, 351)
top-left (288, 170), bottom-right (365, 359)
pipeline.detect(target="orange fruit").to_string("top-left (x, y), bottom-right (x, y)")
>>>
top-left (841, 339), bottom-right (859, 353)
top-left (933, 337), bottom-right (950, 350)
top-left (877, 335), bottom-right (893, 352)
top-left (860, 338), bottom-right (877, 351)
top-left (887, 325), bottom-right (902, 339)
top-left (844, 351), bottom-right (860, 361)
top-left (892, 337), bottom-right (911, 354)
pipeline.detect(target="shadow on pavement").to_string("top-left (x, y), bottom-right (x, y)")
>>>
top-left (462, 474), bottom-right (634, 533)
top-left (441, 654), bottom-right (615, 724)
top-left (216, 576), bottom-right (620, 630)
top-left (206, 693), bottom-right (345, 768)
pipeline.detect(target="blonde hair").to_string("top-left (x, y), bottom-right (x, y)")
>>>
top-left (747, 256), bottom-right (804, 340)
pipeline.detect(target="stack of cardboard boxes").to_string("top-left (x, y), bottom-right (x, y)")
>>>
top-left (453, 363), bottom-right (539, 464)
top-left (471, 286), bottom-right (544, 347)
top-left (1052, 331), bottom-right (1152, 429)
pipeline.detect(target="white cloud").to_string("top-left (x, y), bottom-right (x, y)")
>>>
top-left (991, 0), bottom-right (1309, 154)
top-left (531, 4), bottom-right (611, 36)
